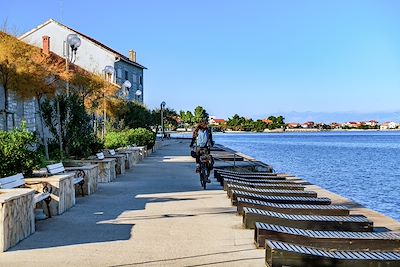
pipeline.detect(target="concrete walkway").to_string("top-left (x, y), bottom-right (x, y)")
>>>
top-left (0, 140), bottom-right (264, 266)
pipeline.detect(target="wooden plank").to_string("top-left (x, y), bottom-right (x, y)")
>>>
top-left (227, 184), bottom-right (315, 198)
top-left (265, 240), bottom-right (400, 267)
top-left (256, 223), bottom-right (400, 250)
top-left (231, 190), bottom-right (331, 206)
top-left (0, 173), bottom-right (25, 189)
top-left (96, 152), bottom-right (105, 160)
top-left (243, 208), bottom-right (373, 231)
top-left (236, 197), bottom-right (349, 216)
top-left (223, 179), bottom-right (305, 191)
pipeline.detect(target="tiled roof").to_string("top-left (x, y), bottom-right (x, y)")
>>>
top-left (20, 19), bottom-right (147, 70)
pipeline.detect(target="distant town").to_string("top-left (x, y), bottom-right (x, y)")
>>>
top-left (205, 116), bottom-right (400, 132)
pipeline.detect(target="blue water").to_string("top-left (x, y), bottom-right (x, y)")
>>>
top-left (213, 132), bottom-right (400, 222)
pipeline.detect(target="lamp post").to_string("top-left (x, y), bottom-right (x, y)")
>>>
top-left (135, 89), bottom-right (142, 102)
top-left (65, 34), bottom-right (81, 96)
top-left (122, 80), bottom-right (131, 99)
top-left (101, 66), bottom-right (115, 138)
top-left (160, 101), bottom-right (166, 139)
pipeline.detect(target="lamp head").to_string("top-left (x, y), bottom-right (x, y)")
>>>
top-left (123, 80), bottom-right (132, 89)
top-left (67, 34), bottom-right (81, 50)
top-left (103, 65), bottom-right (115, 74)
top-left (135, 89), bottom-right (142, 96)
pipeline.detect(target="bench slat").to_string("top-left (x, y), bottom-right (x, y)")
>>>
top-left (96, 152), bottom-right (105, 160)
top-left (33, 192), bottom-right (50, 204)
top-left (0, 173), bottom-right (25, 189)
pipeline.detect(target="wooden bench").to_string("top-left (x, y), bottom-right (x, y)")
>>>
top-left (216, 171), bottom-right (290, 185)
top-left (47, 163), bottom-right (85, 196)
top-left (214, 168), bottom-right (281, 181)
top-left (256, 223), bottom-right (400, 250)
top-left (231, 190), bottom-right (332, 206)
top-left (227, 184), bottom-right (317, 198)
top-left (223, 178), bottom-right (305, 191)
top-left (242, 207), bottom-right (373, 231)
top-left (265, 240), bottom-right (400, 267)
top-left (236, 197), bottom-right (350, 216)
top-left (0, 173), bottom-right (52, 217)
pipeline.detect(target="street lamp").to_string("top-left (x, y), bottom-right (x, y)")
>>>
top-left (100, 65), bottom-right (116, 138)
top-left (135, 89), bottom-right (142, 102)
top-left (65, 34), bottom-right (81, 96)
top-left (161, 101), bottom-right (166, 138)
top-left (122, 80), bottom-right (131, 99)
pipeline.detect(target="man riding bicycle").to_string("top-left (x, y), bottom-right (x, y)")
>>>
top-left (189, 122), bottom-right (214, 182)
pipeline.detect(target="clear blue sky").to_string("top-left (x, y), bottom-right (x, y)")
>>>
top-left (1, 0), bottom-right (400, 120)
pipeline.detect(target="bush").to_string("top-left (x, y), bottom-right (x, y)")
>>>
top-left (0, 123), bottom-right (43, 177)
top-left (104, 128), bottom-right (155, 149)
top-left (126, 128), bottom-right (155, 149)
top-left (104, 131), bottom-right (129, 149)
top-left (41, 93), bottom-right (103, 159)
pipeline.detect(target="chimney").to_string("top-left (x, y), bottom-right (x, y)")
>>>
top-left (129, 50), bottom-right (136, 62)
top-left (42, 36), bottom-right (50, 54)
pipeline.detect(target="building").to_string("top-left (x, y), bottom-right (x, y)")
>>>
top-left (19, 19), bottom-right (146, 103)
top-left (286, 123), bottom-right (300, 129)
top-left (301, 121), bottom-right (315, 128)
top-left (365, 120), bottom-right (379, 127)
top-left (209, 116), bottom-right (226, 125)
top-left (380, 122), bottom-right (398, 130)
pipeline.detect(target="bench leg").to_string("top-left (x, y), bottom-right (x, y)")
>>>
top-left (79, 180), bottom-right (85, 197)
top-left (44, 196), bottom-right (52, 218)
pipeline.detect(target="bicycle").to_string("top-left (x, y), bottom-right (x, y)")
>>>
top-left (198, 147), bottom-right (212, 189)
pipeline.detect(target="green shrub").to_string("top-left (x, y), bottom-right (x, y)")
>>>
top-left (104, 128), bottom-right (155, 149)
top-left (41, 93), bottom-right (103, 159)
top-left (0, 123), bottom-right (43, 177)
top-left (126, 128), bottom-right (155, 149)
top-left (104, 131), bottom-right (129, 149)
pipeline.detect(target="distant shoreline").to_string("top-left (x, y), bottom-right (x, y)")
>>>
top-left (173, 128), bottom-right (400, 135)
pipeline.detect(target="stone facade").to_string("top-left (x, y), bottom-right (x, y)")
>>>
top-left (64, 164), bottom-right (99, 195)
top-left (25, 174), bottom-right (76, 216)
top-left (0, 189), bottom-right (35, 252)
top-left (0, 87), bottom-right (37, 132)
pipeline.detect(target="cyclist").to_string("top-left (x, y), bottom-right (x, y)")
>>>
top-left (189, 121), bottom-right (214, 180)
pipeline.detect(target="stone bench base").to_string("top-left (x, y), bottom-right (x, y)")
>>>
top-left (0, 189), bottom-right (35, 252)
top-left (64, 164), bottom-right (99, 195)
top-left (25, 174), bottom-right (75, 216)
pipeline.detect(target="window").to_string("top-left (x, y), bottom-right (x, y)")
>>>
top-left (125, 70), bottom-right (129, 80)
top-left (139, 76), bottom-right (143, 85)
top-left (132, 74), bottom-right (137, 83)
top-left (116, 68), bottom-right (122, 79)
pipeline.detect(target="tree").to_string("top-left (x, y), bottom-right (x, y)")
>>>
top-left (179, 110), bottom-right (194, 130)
top-left (227, 114), bottom-right (246, 131)
top-left (41, 93), bottom-right (102, 159)
top-left (193, 106), bottom-right (209, 124)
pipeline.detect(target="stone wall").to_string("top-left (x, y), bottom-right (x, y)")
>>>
top-left (25, 174), bottom-right (75, 216)
top-left (64, 164), bottom-right (99, 195)
top-left (0, 189), bottom-right (35, 252)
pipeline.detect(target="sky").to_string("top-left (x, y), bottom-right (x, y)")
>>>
top-left (1, 0), bottom-right (400, 121)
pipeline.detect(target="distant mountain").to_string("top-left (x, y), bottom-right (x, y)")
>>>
top-left (253, 111), bottom-right (400, 124)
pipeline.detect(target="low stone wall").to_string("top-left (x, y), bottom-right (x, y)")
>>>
top-left (25, 174), bottom-right (75, 216)
top-left (78, 159), bottom-right (116, 183)
top-left (105, 155), bottom-right (126, 175)
top-left (117, 150), bottom-right (135, 169)
top-left (64, 164), bottom-right (99, 195)
top-left (0, 189), bottom-right (35, 252)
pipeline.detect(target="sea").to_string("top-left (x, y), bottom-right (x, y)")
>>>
top-left (212, 131), bottom-right (400, 222)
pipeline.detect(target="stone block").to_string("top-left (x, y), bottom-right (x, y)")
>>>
top-left (0, 189), bottom-right (35, 252)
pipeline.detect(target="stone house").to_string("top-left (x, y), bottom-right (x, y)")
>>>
top-left (19, 19), bottom-right (146, 103)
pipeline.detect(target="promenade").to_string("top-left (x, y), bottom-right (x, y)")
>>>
top-left (0, 140), bottom-right (264, 266)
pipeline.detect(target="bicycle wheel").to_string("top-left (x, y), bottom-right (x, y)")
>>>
top-left (200, 167), bottom-right (207, 189)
